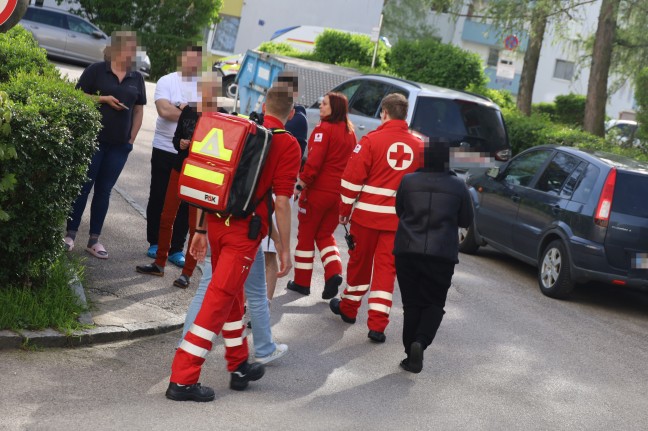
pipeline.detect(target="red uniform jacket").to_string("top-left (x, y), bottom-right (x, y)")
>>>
top-left (207, 114), bottom-right (301, 237)
top-left (339, 120), bottom-right (422, 232)
top-left (300, 121), bottom-right (356, 194)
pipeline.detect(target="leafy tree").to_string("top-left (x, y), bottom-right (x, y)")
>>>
top-left (383, 0), bottom-right (439, 41)
top-left (56, 0), bottom-right (223, 79)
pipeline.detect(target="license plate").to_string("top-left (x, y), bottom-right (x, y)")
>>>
top-left (631, 252), bottom-right (648, 270)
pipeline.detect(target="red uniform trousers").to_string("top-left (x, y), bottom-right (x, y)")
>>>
top-left (339, 222), bottom-right (396, 333)
top-left (293, 189), bottom-right (343, 287)
top-left (155, 169), bottom-right (198, 277)
top-left (170, 220), bottom-right (259, 384)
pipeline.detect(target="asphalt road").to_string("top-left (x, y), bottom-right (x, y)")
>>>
top-left (1, 63), bottom-right (647, 431)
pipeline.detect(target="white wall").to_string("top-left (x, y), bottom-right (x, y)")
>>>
top-left (233, 0), bottom-right (384, 54)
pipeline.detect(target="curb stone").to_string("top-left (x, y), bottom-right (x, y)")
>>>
top-left (0, 321), bottom-right (184, 350)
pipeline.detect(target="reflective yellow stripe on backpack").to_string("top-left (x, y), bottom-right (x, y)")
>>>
top-left (183, 164), bottom-right (225, 185)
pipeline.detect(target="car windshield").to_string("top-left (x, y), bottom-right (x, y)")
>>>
top-left (410, 97), bottom-right (508, 151)
top-left (613, 172), bottom-right (648, 218)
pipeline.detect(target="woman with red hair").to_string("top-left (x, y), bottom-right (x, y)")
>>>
top-left (288, 92), bottom-right (357, 299)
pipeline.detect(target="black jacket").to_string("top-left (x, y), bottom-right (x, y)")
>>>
top-left (393, 169), bottom-right (473, 263)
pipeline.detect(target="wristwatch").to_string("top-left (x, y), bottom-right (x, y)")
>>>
top-left (175, 101), bottom-right (182, 110)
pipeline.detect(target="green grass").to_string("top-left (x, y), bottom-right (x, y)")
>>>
top-left (0, 255), bottom-right (89, 334)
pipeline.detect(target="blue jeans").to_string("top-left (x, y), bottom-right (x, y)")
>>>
top-left (67, 142), bottom-right (133, 235)
top-left (182, 245), bottom-right (277, 358)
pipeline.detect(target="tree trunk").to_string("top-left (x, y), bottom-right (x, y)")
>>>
top-left (516, 9), bottom-right (548, 116)
top-left (583, 0), bottom-right (621, 136)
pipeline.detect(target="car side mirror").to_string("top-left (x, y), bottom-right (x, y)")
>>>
top-left (92, 31), bottom-right (105, 39)
top-left (486, 167), bottom-right (500, 179)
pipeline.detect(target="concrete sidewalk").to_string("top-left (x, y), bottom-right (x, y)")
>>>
top-left (0, 185), bottom-right (197, 350)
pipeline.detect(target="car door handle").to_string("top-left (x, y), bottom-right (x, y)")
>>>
top-left (357, 125), bottom-right (365, 130)
top-left (511, 195), bottom-right (520, 203)
top-left (68, 34), bottom-right (77, 38)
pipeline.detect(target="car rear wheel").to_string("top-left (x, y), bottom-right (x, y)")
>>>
top-left (538, 240), bottom-right (574, 299)
top-left (458, 223), bottom-right (480, 254)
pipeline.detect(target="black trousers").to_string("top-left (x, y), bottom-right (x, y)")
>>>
top-left (146, 148), bottom-right (189, 254)
top-left (395, 254), bottom-right (455, 356)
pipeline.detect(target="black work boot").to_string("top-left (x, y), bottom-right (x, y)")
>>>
top-left (287, 280), bottom-right (310, 296)
top-left (322, 274), bottom-right (343, 300)
top-left (230, 361), bottom-right (265, 391)
top-left (329, 298), bottom-right (356, 324)
top-left (399, 341), bottom-right (424, 373)
top-left (165, 382), bottom-right (215, 402)
top-left (368, 330), bottom-right (386, 343)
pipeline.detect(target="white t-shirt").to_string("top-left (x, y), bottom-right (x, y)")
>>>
top-left (152, 72), bottom-right (199, 153)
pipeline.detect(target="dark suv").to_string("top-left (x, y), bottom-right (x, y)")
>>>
top-left (460, 145), bottom-right (648, 298)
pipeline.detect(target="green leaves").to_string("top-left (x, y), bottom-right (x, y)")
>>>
top-left (312, 30), bottom-right (389, 69)
top-left (390, 38), bottom-right (487, 90)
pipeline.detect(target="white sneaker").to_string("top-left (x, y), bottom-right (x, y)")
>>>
top-left (255, 343), bottom-right (288, 365)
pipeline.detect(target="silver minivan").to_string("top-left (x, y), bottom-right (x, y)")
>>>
top-left (306, 74), bottom-right (512, 173)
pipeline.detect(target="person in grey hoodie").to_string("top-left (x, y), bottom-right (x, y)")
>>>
top-left (393, 140), bottom-right (473, 373)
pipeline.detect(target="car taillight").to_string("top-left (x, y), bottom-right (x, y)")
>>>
top-left (495, 148), bottom-right (511, 161)
top-left (594, 168), bottom-right (617, 227)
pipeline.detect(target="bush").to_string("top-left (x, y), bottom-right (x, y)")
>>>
top-left (0, 91), bottom-right (15, 222)
top-left (312, 29), bottom-right (389, 68)
top-left (257, 42), bottom-right (316, 60)
top-left (504, 110), bottom-right (604, 155)
top-left (0, 25), bottom-right (58, 82)
top-left (532, 102), bottom-right (556, 119)
top-left (0, 70), bottom-right (101, 287)
top-left (390, 38), bottom-right (486, 90)
top-left (554, 93), bottom-right (586, 127)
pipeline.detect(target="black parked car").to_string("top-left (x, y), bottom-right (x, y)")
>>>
top-left (460, 145), bottom-right (648, 298)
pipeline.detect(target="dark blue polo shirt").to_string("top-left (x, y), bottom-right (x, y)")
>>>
top-left (76, 61), bottom-right (147, 145)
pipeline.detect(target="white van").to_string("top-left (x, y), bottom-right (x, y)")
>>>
top-left (269, 25), bottom-right (391, 52)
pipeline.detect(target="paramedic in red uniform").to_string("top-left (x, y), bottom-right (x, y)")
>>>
top-left (330, 93), bottom-right (422, 344)
top-left (165, 86), bottom-right (301, 402)
top-left (287, 92), bottom-right (356, 299)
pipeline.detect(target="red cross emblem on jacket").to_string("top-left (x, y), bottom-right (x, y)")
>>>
top-left (387, 142), bottom-right (414, 170)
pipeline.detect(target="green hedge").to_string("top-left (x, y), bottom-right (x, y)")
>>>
top-left (312, 29), bottom-right (389, 68)
top-left (554, 93), bottom-right (586, 127)
top-left (531, 94), bottom-right (586, 127)
top-left (504, 110), bottom-right (605, 155)
top-left (257, 41), bottom-right (315, 60)
top-left (390, 38), bottom-right (486, 90)
top-left (0, 26), bottom-right (57, 82)
top-left (0, 29), bottom-right (101, 288)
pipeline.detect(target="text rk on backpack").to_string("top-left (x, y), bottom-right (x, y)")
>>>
top-left (177, 112), bottom-right (283, 218)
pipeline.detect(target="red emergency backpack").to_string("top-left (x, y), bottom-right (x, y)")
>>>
top-left (177, 111), bottom-right (285, 218)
